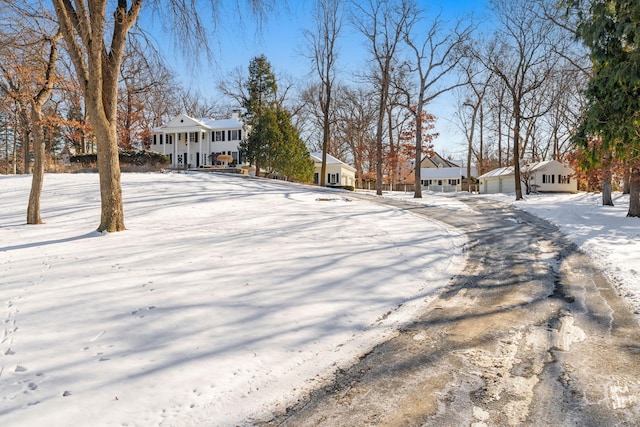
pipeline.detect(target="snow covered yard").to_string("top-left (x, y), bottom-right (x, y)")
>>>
top-left (0, 173), bottom-right (465, 426)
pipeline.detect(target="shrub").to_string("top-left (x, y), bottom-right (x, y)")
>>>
top-left (70, 150), bottom-right (170, 171)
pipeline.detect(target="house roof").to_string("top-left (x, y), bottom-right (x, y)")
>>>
top-left (199, 117), bottom-right (243, 130)
top-left (153, 113), bottom-right (243, 132)
top-left (525, 160), bottom-right (555, 172)
top-left (310, 152), bottom-right (356, 172)
top-left (478, 160), bottom-right (571, 179)
top-left (477, 166), bottom-right (514, 179)
top-left (421, 152), bottom-right (459, 168)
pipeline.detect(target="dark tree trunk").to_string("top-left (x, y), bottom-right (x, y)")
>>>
top-left (602, 167), bottom-right (614, 206)
top-left (627, 165), bottom-right (640, 217)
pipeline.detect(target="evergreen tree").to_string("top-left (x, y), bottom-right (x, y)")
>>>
top-left (240, 55), bottom-right (313, 182)
top-left (240, 55), bottom-right (278, 175)
top-left (243, 54), bottom-right (278, 119)
top-left (571, 0), bottom-right (640, 216)
top-left (273, 107), bottom-right (314, 182)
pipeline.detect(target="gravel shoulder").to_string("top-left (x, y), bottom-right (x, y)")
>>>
top-left (256, 195), bottom-right (640, 426)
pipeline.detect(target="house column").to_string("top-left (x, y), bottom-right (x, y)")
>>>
top-left (174, 132), bottom-right (178, 167)
top-left (187, 132), bottom-right (191, 168)
top-left (207, 132), bottom-right (211, 165)
top-left (199, 132), bottom-right (203, 167)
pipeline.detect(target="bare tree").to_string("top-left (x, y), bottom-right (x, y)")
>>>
top-left (27, 31), bottom-right (62, 225)
top-left (352, 0), bottom-right (416, 195)
top-left (476, 0), bottom-right (565, 200)
top-left (333, 84), bottom-right (377, 187)
top-left (46, 0), bottom-right (271, 232)
top-left (399, 14), bottom-right (472, 197)
top-left (458, 64), bottom-right (493, 177)
top-left (304, 0), bottom-right (343, 186)
top-left (0, 4), bottom-right (62, 222)
top-left (118, 40), bottom-right (181, 150)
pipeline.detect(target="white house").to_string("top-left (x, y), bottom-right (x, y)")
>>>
top-left (310, 152), bottom-right (356, 188)
top-left (420, 152), bottom-right (478, 192)
top-left (478, 160), bottom-right (577, 194)
top-left (151, 112), bottom-right (245, 169)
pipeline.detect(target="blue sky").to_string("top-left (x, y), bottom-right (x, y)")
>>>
top-left (146, 0), bottom-right (490, 159)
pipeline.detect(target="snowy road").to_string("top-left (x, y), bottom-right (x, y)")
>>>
top-left (258, 195), bottom-right (640, 426)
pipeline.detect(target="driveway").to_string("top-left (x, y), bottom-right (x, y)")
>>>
top-left (257, 194), bottom-right (640, 426)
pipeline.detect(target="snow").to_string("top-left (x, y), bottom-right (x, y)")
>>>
top-left (0, 173), bottom-right (464, 426)
top-left (1, 173), bottom-right (638, 426)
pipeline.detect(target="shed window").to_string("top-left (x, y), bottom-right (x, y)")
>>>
top-left (542, 174), bottom-right (555, 184)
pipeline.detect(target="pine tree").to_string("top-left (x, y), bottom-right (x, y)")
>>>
top-left (572, 0), bottom-right (640, 216)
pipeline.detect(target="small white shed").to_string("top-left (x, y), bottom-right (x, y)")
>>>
top-left (310, 152), bottom-right (356, 188)
top-left (479, 160), bottom-right (577, 194)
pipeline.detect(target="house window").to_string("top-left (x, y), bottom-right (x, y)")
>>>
top-left (159, 134), bottom-right (163, 145)
top-left (213, 131), bottom-right (225, 141)
top-left (542, 174), bottom-right (555, 184)
top-left (228, 129), bottom-right (241, 140)
top-left (328, 173), bottom-right (339, 184)
top-left (189, 132), bottom-right (198, 142)
top-left (153, 135), bottom-right (157, 145)
top-left (558, 175), bottom-right (570, 184)
top-left (448, 179), bottom-right (460, 186)
top-left (314, 173), bottom-right (319, 184)
top-left (167, 135), bottom-right (172, 144)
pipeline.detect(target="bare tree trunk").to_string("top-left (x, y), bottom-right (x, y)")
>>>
top-left (602, 166), bottom-right (614, 206)
top-left (27, 32), bottom-right (61, 225)
top-left (413, 102), bottom-right (424, 198)
top-left (18, 108), bottom-right (30, 174)
top-left (27, 106), bottom-right (45, 224)
top-left (623, 165), bottom-right (630, 194)
top-left (627, 164), bottom-right (640, 217)
top-left (513, 99), bottom-right (523, 200)
top-left (92, 111), bottom-right (126, 231)
top-left (375, 80), bottom-right (388, 196)
top-left (52, 0), bottom-right (142, 232)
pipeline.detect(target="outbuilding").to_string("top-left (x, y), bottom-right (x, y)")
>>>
top-left (310, 152), bottom-right (356, 188)
top-left (478, 160), bottom-right (577, 194)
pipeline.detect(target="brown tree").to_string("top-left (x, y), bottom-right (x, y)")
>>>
top-left (352, 0), bottom-right (417, 195)
top-left (0, 5), bottom-right (62, 222)
top-left (333, 85), bottom-right (377, 188)
top-left (304, 0), bottom-right (343, 187)
top-left (49, 0), bottom-right (270, 232)
top-left (50, 0), bottom-right (143, 232)
top-left (477, 0), bottom-right (567, 200)
top-left (27, 32), bottom-right (62, 224)
top-left (400, 14), bottom-right (472, 197)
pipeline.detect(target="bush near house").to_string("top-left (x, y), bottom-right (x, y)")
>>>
top-left (71, 150), bottom-right (169, 171)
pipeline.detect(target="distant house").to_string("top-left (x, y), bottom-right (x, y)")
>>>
top-left (151, 112), bottom-right (245, 169)
top-left (420, 152), bottom-right (478, 192)
top-left (59, 144), bottom-right (76, 166)
top-left (310, 152), bottom-right (356, 188)
top-left (478, 160), bottom-right (577, 194)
